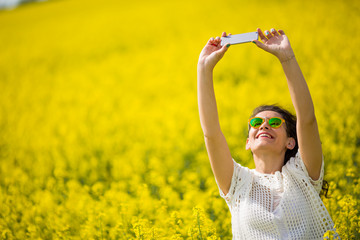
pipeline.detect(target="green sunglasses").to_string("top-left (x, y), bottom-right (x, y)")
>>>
top-left (248, 117), bottom-right (285, 129)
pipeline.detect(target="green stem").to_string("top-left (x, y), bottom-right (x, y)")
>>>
top-left (197, 213), bottom-right (203, 240)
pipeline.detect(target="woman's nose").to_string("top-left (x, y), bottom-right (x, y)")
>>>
top-left (259, 121), bottom-right (270, 130)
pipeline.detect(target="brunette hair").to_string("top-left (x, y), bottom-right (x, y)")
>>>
top-left (248, 104), bottom-right (329, 198)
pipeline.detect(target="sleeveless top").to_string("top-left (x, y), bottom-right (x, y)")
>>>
top-left (218, 151), bottom-right (339, 239)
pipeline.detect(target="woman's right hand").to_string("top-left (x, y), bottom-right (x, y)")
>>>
top-left (198, 32), bottom-right (231, 70)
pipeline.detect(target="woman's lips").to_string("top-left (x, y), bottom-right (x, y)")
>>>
top-left (256, 132), bottom-right (274, 139)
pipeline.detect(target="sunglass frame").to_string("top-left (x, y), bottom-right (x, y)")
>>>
top-left (248, 117), bottom-right (285, 129)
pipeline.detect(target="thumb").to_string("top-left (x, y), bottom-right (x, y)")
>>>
top-left (218, 43), bottom-right (230, 55)
top-left (209, 43), bottom-right (230, 66)
top-left (252, 40), bottom-right (268, 51)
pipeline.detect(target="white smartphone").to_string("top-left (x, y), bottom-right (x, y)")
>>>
top-left (220, 32), bottom-right (258, 46)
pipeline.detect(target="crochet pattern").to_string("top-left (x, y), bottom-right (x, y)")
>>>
top-left (219, 151), bottom-right (340, 239)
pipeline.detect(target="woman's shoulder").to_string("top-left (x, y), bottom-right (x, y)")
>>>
top-left (219, 159), bottom-right (253, 204)
top-left (232, 159), bottom-right (253, 182)
top-left (283, 150), bottom-right (324, 193)
top-left (284, 150), bottom-right (324, 174)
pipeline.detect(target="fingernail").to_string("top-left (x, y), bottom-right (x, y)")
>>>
top-left (252, 41), bottom-right (256, 44)
top-left (226, 44), bottom-right (230, 47)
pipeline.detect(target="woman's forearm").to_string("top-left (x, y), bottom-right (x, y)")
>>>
top-left (197, 33), bottom-right (230, 138)
top-left (281, 56), bottom-right (316, 123)
top-left (197, 64), bottom-right (222, 138)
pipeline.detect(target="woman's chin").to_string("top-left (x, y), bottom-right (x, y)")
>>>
top-left (252, 143), bottom-right (280, 153)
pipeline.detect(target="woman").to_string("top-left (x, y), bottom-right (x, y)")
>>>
top-left (197, 28), bottom-right (339, 239)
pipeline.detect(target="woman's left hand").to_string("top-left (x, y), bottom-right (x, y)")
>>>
top-left (253, 28), bottom-right (295, 63)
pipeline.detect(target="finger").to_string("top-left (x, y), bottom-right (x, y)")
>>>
top-left (257, 28), bottom-right (267, 42)
top-left (228, 33), bottom-right (232, 36)
top-left (214, 36), bottom-right (222, 45)
top-left (208, 37), bottom-right (218, 47)
top-left (264, 30), bottom-right (273, 39)
top-left (221, 32), bottom-right (226, 37)
top-left (271, 28), bottom-right (279, 36)
top-left (278, 29), bottom-right (285, 36)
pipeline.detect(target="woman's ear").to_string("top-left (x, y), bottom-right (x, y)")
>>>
top-left (246, 138), bottom-right (251, 150)
top-left (286, 137), bottom-right (296, 150)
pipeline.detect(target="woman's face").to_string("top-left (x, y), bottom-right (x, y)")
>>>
top-left (246, 111), bottom-right (295, 154)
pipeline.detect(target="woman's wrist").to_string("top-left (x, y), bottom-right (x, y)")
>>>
top-left (278, 49), bottom-right (296, 63)
top-left (198, 59), bottom-right (214, 72)
top-left (280, 54), bottom-right (296, 63)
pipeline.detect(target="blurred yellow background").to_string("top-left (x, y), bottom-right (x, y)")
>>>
top-left (0, 0), bottom-right (359, 238)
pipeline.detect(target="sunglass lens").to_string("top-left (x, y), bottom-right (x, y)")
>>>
top-left (250, 118), bottom-right (264, 128)
top-left (269, 118), bottom-right (282, 128)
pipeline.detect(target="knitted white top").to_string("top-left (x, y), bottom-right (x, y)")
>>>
top-left (218, 151), bottom-right (339, 240)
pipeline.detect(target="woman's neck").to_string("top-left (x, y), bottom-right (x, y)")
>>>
top-left (253, 151), bottom-right (285, 174)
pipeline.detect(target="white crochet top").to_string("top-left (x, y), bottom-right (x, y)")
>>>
top-left (218, 151), bottom-right (339, 239)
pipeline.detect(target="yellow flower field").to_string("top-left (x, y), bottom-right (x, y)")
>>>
top-left (0, 0), bottom-right (359, 239)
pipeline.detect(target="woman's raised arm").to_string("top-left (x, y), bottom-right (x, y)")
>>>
top-left (197, 32), bottom-right (233, 194)
top-left (253, 28), bottom-right (322, 180)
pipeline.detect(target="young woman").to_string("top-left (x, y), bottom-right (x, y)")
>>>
top-left (197, 28), bottom-right (339, 239)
